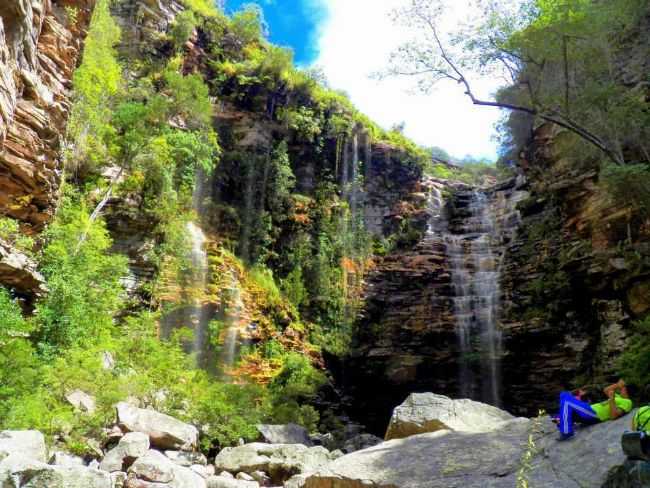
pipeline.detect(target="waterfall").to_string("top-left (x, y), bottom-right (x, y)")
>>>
top-left (350, 134), bottom-right (359, 217)
top-left (220, 271), bottom-right (247, 373)
top-left (425, 179), bottom-right (527, 406)
top-left (185, 222), bottom-right (209, 359)
top-left (447, 191), bottom-right (502, 405)
top-left (239, 161), bottom-right (256, 263)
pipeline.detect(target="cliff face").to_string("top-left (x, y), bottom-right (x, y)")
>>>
top-left (500, 124), bottom-right (650, 415)
top-left (0, 0), bottom-right (95, 231)
top-left (343, 120), bottom-right (650, 433)
top-left (343, 177), bottom-right (528, 433)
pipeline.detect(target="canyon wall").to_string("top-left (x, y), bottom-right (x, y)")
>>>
top-left (0, 0), bottom-right (95, 232)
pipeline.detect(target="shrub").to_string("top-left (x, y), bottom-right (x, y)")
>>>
top-left (619, 315), bottom-right (650, 392)
top-left (0, 217), bottom-right (34, 255)
top-left (601, 163), bottom-right (650, 218)
top-left (268, 352), bottom-right (326, 431)
top-left (66, 0), bottom-right (122, 171)
top-left (163, 68), bottom-right (213, 129)
top-left (34, 194), bottom-right (128, 355)
top-left (170, 10), bottom-right (198, 51)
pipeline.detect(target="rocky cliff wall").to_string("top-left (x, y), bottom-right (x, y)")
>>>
top-left (343, 120), bottom-right (650, 433)
top-left (500, 124), bottom-right (650, 415)
top-left (0, 0), bottom-right (95, 231)
top-left (342, 177), bottom-right (528, 433)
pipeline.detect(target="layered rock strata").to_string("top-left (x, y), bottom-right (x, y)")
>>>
top-left (0, 0), bottom-right (95, 231)
top-left (344, 177), bottom-right (527, 433)
top-left (500, 124), bottom-right (650, 415)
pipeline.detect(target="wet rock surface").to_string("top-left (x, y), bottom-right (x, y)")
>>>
top-left (343, 177), bottom-right (527, 433)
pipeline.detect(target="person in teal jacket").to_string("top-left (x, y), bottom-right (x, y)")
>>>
top-left (557, 379), bottom-right (633, 440)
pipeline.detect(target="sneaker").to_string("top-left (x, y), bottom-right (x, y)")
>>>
top-left (558, 433), bottom-right (574, 441)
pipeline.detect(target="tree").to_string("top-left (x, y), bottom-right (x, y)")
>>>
top-left (385, 0), bottom-right (649, 165)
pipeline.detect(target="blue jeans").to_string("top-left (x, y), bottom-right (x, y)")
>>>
top-left (558, 391), bottom-right (600, 435)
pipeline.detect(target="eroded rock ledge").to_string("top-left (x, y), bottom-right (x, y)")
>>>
top-left (0, 238), bottom-right (45, 298)
top-left (0, 0), bottom-right (95, 231)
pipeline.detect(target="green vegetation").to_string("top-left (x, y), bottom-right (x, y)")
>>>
top-left (387, 0), bottom-right (650, 210)
top-left (601, 163), bottom-right (650, 219)
top-left (66, 0), bottom-right (121, 171)
top-left (619, 315), bottom-right (650, 395)
top-left (426, 161), bottom-right (501, 186)
top-left (0, 217), bottom-right (34, 255)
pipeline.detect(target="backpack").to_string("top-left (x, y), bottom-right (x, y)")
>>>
top-left (622, 407), bottom-right (650, 461)
top-left (634, 406), bottom-right (650, 433)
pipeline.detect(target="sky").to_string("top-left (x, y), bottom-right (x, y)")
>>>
top-left (225, 0), bottom-right (505, 160)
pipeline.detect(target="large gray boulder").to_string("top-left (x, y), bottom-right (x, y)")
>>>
top-left (164, 450), bottom-right (207, 467)
top-left (49, 451), bottom-right (85, 467)
top-left (205, 475), bottom-right (259, 488)
top-left (116, 402), bottom-right (199, 450)
top-left (214, 443), bottom-right (338, 485)
top-left (129, 450), bottom-right (174, 483)
top-left (129, 450), bottom-right (206, 488)
top-left (256, 424), bottom-right (313, 446)
top-left (0, 431), bottom-right (47, 463)
top-left (304, 412), bottom-right (634, 488)
top-left (100, 432), bottom-right (150, 472)
top-left (384, 393), bottom-right (516, 440)
top-left (0, 454), bottom-right (111, 488)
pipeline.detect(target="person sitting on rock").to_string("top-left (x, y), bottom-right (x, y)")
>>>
top-left (557, 379), bottom-right (633, 440)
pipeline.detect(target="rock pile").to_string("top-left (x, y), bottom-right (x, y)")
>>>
top-left (2, 392), bottom-right (644, 487)
top-left (0, 402), bottom-right (343, 488)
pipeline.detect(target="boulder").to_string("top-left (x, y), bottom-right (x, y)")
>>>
top-left (309, 433), bottom-right (335, 450)
top-left (0, 241), bottom-right (46, 298)
top-left (205, 476), bottom-right (259, 488)
top-left (249, 470), bottom-right (270, 485)
top-left (304, 412), bottom-right (633, 488)
top-left (116, 402), bottom-right (199, 450)
top-left (101, 432), bottom-right (150, 473)
top-left (0, 454), bottom-right (111, 488)
top-left (0, 430), bottom-right (47, 462)
top-left (65, 390), bottom-right (97, 415)
top-left (129, 449), bottom-right (206, 488)
top-left (256, 424), bottom-right (312, 446)
top-left (49, 451), bottom-right (85, 467)
top-left (169, 462), bottom-right (208, 488)
top-left (284, 474), bottom-right (308, 488)
top-left (384, 393), bottom-right (516, 440)
top-left (190, 464), bottom-right (214, 478)
top-left (342, 434), bottom-right (383, 453)
top-left (129, 450), bottom-right (174, 483)
top-left (164, 450), bottom-right (207, 467)
top-left (111, 471), bottom-right (128, 488)
top-left (214, 443), bottom-right (337, 485)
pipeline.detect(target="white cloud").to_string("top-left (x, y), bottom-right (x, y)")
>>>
top-left (312, 0), bottom-right (505, 160)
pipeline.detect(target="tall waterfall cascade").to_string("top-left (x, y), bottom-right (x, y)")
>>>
top-left (426, 178), bottom-right (528, 406)
top-left (186, 221), bottom-right (209, 357)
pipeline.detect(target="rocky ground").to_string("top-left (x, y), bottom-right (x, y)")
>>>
top-left (1, 392), bottom-right (646, 488)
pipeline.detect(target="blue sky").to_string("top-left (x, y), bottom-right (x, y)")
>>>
top-left (225, 0), bottom-right (328, 65)
top-left (224, 0), bottom-right (503, 160)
